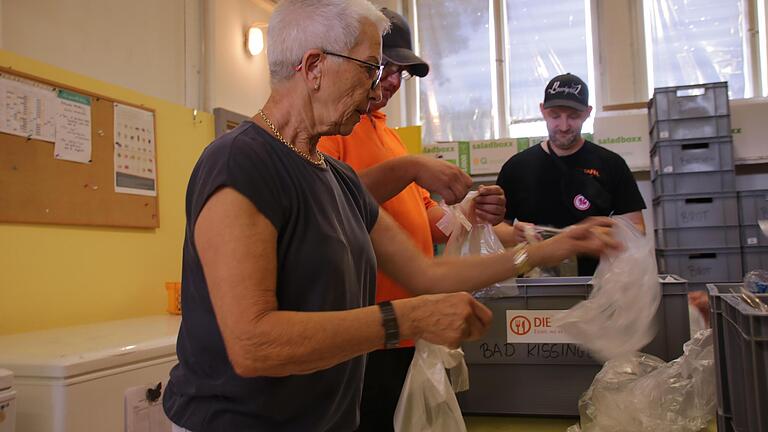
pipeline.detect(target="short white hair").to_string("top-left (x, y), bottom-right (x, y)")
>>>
top-left (267, 0), bottom-right (390, 83)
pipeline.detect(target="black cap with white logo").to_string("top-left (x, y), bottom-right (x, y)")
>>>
top-left (543, 73), bottom-right (589, 111)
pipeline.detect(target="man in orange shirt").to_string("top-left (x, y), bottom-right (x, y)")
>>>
top-left (318, 8), bottom-right (505, 431)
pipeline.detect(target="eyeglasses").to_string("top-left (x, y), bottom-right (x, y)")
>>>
top-left (382, 61), bottom-right (413, 81)
top-left (323, 51), bottom-right (384, 90)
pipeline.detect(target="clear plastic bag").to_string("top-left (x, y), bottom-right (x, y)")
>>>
top-left (440, 192), bottom-right (518, 298)
top-left (553, 215), bottom-right (660, 361)
top-left (744, 269), bottom-right (768, 294)
top-left (567, 329), bottom-right (716, 432)
top-left (393, 340), bottom-right (469, 432)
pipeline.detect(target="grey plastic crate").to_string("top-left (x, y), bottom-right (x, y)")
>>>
top-left (652, 170), bottom-right (735, 196)
top-left (721, 293), bottom-right (768, 432)
top-left (650, 115), bottom-right (731, 144)
top-left (651, 137), bottom-right (734, 178)
top-left (649, 82), bottom-right (729, 126)
top-left (743, 246), bottom-right (768, 274)
top-left (655, 226), bottom-right (741, 249)
top-left (653, 192), bottom-right (739, 229)
top-left (707, 283), bottom-right (742, 420)
top-left (741, 225), bottom-right (768, 247)
top-left (458, 276), bottom-right (690, 416)
top-left (737, 190), bottom-right (768, 225)
top-left (657, 247), bottom-right (743, 283)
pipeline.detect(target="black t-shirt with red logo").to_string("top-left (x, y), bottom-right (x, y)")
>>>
top-left (496, 140), bottom-right (646, 275)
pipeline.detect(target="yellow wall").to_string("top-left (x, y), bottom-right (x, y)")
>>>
top-left (0, 50), bottom-right (215, 335)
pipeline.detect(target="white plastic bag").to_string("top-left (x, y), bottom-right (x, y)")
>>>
top-left (440, 192), bottom-right (518, 298)
top-left (393, 340), bottom-right (469, 432)
top-left (553, 215), bottom-right (660, 361)
top-left (568, 329), bottom-right (716, 432)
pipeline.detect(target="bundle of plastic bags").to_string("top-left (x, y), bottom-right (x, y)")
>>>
top-left (393, 340), bottom-right (469, 432)
top-left (567, 330), bottom-right (716, 432)
top-left (440, 191), bottom-right (517, 298)
top-left (553, 215), bottom-right (660, 361)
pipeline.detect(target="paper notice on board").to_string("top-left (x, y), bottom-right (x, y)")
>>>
top-left (54, 90), bottom-right (92, 163)
top-left (114, 103), bottom-right (157, 196)
top-left (0, 77), bottom-right (57, 142)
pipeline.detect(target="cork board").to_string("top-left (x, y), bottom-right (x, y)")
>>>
top-left (0, 67), bottom-right (159, 228)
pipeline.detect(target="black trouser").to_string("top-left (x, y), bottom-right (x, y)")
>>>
top-left (356, 346), bottom-right (415, 432)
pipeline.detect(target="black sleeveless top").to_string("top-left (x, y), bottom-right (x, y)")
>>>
top-left (163, 121), bottom-right (379, 431)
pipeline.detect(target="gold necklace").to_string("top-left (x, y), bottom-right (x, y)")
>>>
top-left (257, 109), bottom-right (326, 168)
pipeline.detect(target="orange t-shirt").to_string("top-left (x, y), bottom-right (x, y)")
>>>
top-left (318, 111), bottom-right (436, 309)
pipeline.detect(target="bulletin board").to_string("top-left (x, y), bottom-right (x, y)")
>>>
top-left (0, 66), bottom-right (159, 228)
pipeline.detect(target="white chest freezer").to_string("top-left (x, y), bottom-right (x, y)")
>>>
top-left (0, 315), bottom-right (180, 432)
top-left (0, 369), bottom-right (15, 432)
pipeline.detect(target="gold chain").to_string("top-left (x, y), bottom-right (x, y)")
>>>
top-left (257, 109), bottom-right (326, 168)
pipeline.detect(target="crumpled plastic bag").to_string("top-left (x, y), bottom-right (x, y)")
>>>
top-left (440, 191), bottom-right (518, 298)
top-left (553, 215), bottom-right (660, 361)
top-left (567, 329), bottom-right (716, 432)
top-left (393, 340), bottom-right (469, 432)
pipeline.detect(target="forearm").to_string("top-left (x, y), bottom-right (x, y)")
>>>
top-left (358, 155), bottom-right (419, 203)
top-left (376, 211), bottom-right (535, 295)
top-left (414, 244), bottom-right (543, 294)
top-left (493, 222), bottom-right (521, 247)
top-left (230, 306), bottom-right (385, 377)
top-left (427, 206), bottom-right (450, 244)
top-left (228, 298), bottom-right (443, 378)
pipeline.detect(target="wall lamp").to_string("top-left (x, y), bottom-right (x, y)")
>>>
top-left (246, 23), bottom-right (267, 56)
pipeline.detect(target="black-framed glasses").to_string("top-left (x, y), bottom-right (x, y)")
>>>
top-left (382, 61), bottom-right (413, 81)
top-left (323, 50), bottom-right (384, 90)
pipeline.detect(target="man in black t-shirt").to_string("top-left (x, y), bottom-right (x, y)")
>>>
top-left (495, 73), bottom-right (646, 275)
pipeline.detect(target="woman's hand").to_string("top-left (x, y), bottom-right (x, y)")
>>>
top-left (394, 292), bottom-right (493, 349)
top-left (528, 217), bottom-right (622, 268)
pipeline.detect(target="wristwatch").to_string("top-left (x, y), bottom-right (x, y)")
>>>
top-left (512, 244), bottom-right (533, 276)
top-left (378, 301), bottom-right (400, 349)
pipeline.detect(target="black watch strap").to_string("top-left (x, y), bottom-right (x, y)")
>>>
top-left (378, 301), bottom-right (400, 349)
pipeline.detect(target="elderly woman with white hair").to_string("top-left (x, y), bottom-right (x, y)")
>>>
top-left (163, 0), bottom-right (619, 430)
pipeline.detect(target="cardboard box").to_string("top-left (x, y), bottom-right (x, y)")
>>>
top-left (468, 139), bottom-right (517, 175)
top-left (592, 109), bottom-right (652, 171)
top-left (422, 141), bottom-right (470, 173)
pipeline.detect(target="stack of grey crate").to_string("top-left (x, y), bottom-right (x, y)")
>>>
top-left (648, 82), bottom-right (743, 290)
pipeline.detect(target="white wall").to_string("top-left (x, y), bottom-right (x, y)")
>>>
top-left (595, 0), bottom-right (648, 107)
top-left (204, 0), bottom-right (272, 116)
top-left (1, 0), bottom-right (188, 106)
top-left (202, 0), bottom-right (405, 121)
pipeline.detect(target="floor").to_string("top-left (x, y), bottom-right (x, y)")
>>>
top-left (465, 416), bottom-right (575, 431)
top-left (464, 415), bottom-right (717, 431)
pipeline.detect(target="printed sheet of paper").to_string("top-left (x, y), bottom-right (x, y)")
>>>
top-left (114, 103), bottom-right (157, 196)
top-left (54, 89), bottom-right (92, 163)
top-left (0, 76), bottom-right (57, 142)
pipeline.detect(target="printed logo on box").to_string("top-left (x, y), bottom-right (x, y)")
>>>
top-left (506, 310), bottom-right (575, 343)
top-left (422, 142), bottom-right (460, 167)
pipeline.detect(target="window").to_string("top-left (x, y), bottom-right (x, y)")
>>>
top-left (644, 0), bottom-right (752, 98)
top-left (504, 0), bottom-right (593, 125)
top-left (414, 0), bottom-right (594, 143)
top-left (415, 0), bottom-right (495, 145)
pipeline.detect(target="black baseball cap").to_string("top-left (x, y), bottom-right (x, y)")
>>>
top-left (543, 73), bottom-right (589, 111)
top-left (381, 8), bottom-right (429, 78)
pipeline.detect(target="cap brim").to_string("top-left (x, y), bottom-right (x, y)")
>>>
top-left (383, 48), bottom-right (429, 77)
top-left (542, 99), bottom-right (588, 111)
